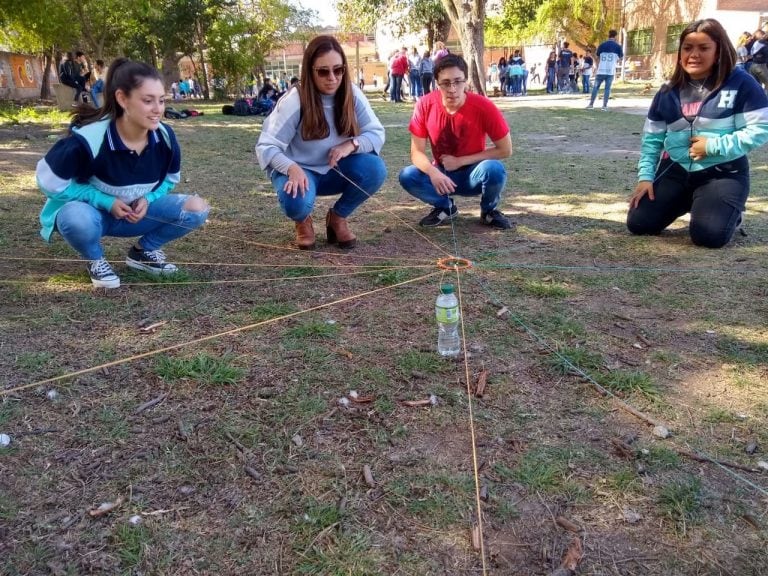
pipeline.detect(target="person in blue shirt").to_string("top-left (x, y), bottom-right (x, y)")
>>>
top-left (557, 42), bottom-right (573, 93)
top-left (36, 58), bottom-right (209, 288)
top-left (587, 30), bottom-right (624, 110)
top-left (627, 18), bottom-right (768, 248)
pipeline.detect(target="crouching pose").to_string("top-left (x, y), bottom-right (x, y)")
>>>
top-left (256, 35), bottom-right (386, 250)
top-left (36, 58), bottom-right (209, 288)
top-left (398, 54), bottom-right (514, 229)
top-left (628, 19), bottom-right (768, 248)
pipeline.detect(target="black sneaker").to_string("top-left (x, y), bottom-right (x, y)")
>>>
top-left (87, 258), bottom-right (120, 289)
top-left (480, 209), bottom-right (515, 230)
top-left (419, 202), bottom-right (458, 227)
top-left (126, 246), bottom-right (178, 275)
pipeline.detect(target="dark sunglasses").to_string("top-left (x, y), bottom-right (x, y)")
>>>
top-left (313, 65), bottom-right (346, 78)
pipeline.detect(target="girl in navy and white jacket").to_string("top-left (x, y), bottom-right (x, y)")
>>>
top-left (628, 18), bottom-right (768, 248)
top-left (36, 59), bottom-right (209, 288)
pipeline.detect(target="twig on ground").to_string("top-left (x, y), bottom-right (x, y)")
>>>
top-left (133, 393), bottom-right (168, 415)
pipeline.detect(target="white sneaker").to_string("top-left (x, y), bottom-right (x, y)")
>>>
top-left (88, 258), bottom-right (120, 289)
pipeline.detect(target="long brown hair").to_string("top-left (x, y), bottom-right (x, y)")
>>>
top-left (70, 58), bottom-right (163, 132)
top-left (299, 35), bottom-right (358, 141)
top-left (667, 19), bottom-right (736, 93)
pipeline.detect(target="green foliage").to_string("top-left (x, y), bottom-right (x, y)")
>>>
top-left (154, 353), bottom-right (246, 384)
top-left (658, 476), bottom-right (703, 534)
top-left (597, 370), bottom-right (658, 398)
top-left (336, 0), bottom-right (449, 46)
top-left (112, 523), bottom-right (152, 569)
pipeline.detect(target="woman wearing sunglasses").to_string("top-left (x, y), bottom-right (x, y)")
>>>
top-left (256, 35), bottom-right (386, 249)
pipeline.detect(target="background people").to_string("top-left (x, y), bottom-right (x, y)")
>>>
top-left (256, 35), bottom-right (386, 250)
top-left (587, 29), bottom-right (624, 110)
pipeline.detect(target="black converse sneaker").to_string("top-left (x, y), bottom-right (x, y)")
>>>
top-left (126, 246), bottom-right (178, 275)
top-left (480, 209), bottom-right (515, 230)
top-left (419, 201), bottom-right (458, 227)
top-left (88, 258), bottom-right (120, 289)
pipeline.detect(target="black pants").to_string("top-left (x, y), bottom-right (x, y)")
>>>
top-left (627, 156), bottom-right (749, 248)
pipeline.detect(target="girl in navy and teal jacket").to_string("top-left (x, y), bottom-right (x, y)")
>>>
top-left (36, 58), bottom-right (209, 288)
top-left (628, 19), bottom-right (768, 248)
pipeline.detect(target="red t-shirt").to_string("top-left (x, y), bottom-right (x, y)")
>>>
top-left (409, 91), bottom-right (509, 165)
top-left (391, 54), bottom-right (409, 76)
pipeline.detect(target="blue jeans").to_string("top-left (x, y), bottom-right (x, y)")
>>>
top-left (589, 74), bottom-right (614, 107)
top-left (398, 160), bottom-right (507, 214)
top-left (271, 153), bottom-right (387, 221)
top-left (627, 156), bottom-right (749, 248)
top-left (582, 74), bottom-right (591, 94)
top-left (390, 74), bottom-right (404, 102)
top-left (91, 79), bottom-right (104, 108)
top-left (410, 71), bottom-right (422, 97)
top-left (546, 68), bottom-right (555, 93)
top-left (55, 194), bottom-right (209, 260)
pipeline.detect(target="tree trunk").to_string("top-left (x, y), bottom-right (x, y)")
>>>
top-left (161, 53), bottom-right (178, 92)
top-left (440, 0), bottom-right (485, 95)
top-left (40, 46), bottom-right (54, 101)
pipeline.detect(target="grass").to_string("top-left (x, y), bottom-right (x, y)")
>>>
top-left (658, 476), bottom-right (703, 535)
top-left (154, 353), bottom-right (246, 384)
top-left (2, 92), bottom-right (767, 574)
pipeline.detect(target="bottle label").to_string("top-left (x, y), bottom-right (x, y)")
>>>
top-left (436, 306), bottom-right (459, 323)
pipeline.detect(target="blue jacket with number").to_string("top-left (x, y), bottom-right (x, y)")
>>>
top-left (637, 67), bottom-right (768, 181)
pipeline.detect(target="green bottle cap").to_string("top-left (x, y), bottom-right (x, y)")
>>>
top-left (440, 284), bottom-right (454, 294)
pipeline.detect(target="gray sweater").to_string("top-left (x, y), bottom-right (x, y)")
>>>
top-left (256, 86), bottom-right (385, 175)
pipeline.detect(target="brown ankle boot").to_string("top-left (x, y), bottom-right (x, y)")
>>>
top-left (326, 209), bottom-right (356, 249)
top-left (294, 215), bottom-right (315, 250)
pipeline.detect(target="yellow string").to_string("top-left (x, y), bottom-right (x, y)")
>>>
top-left (454, 268), bottom-right (487, 575)
top-left (2, 271), bottom-right (440, 397)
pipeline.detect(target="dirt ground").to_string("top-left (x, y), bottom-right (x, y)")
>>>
top-left (1, 96), bottom-right (767, 575)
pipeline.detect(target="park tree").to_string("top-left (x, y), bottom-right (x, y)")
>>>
top-left (336, 0), bottom-right (451, 51)
top-left (336, 0), bottom-right (487, 94)
top-left (488, 0), bottom-right (620, 52)
top-left (0, 0), bottom-right (80, 99)
top-left (207, 0), bottom-right (315, 96)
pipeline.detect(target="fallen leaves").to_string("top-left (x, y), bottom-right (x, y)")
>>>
top-left (88, 495), bottom-right (124, 518)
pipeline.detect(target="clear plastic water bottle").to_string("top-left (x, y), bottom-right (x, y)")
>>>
top-left (435, 284), bottom-right (461, 357)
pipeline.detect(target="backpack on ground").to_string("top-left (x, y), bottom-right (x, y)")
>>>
top-left (222, 104), bottom-right (235, 115)
top-left (164, 107), bottom-right (185, 119)
top-left (233, 98), bottom-right (250, 116)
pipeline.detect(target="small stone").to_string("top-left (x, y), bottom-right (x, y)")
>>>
top-left (348, 390), bottom-right (359, 399)
top-left (292, 434), bottom-right (303, 447)
top-left (652, 425), bottom-right (670, 439)
top-left (745, 441), bottom-right (758, 455)
top-left (325, 319), bottom-right (337, 325)
top-left (178, 485), bottom-right (196, 496)
top-left (129, 515), bottom-right (142, 525)
top-left (338, 397), bottom-right (350, 407)
top-left (757, 461), bottom-right (768, 471)
top-left (705, 330), bottom-right (716, 335)
top-left (46, 389), bottom-right (59, 400)
top-left (0, 434), bottom-right (10, 447)
top-left (623, 509), bottom-right (642, 523)
top-left (428, 394), bottom-right (438, 406)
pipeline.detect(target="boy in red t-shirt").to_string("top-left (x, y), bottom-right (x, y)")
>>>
top-left (398, 54), bottom-right (514, 228)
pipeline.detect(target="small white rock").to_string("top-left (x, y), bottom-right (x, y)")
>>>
top-left (705, 330), bottom-right (716, 335)
top-left (652, 425), bottom-right (670, 439)
top-left (291, 434), bottom-right (303, 447)
top-left (46, 389), bottom-right (59, 400)
top-left (428, 394), bottom-right (438, 406)
top-left (757, 461), bottom-right (768, 471)
top-left (348, 390), bottom-right (359, 399)
top-left (0, 433), bottom-right (10, 447)
top-left (338, 397), bottom-right (350, 407)
top-left (640, 448), bottom-right (650, 455)
top-left (325, 319), bottom-right (337, 325)
top-left (623, 509), bottom-right (642, 523)
top-left (129, 515), bottom-right (143, 525)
